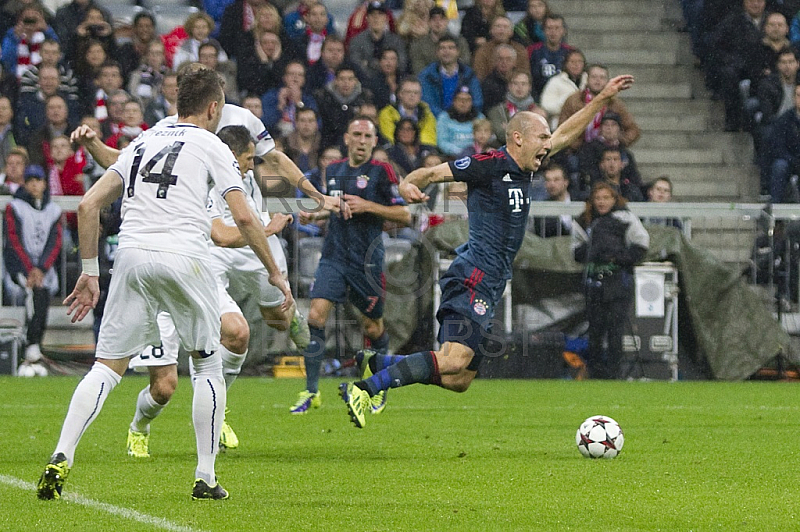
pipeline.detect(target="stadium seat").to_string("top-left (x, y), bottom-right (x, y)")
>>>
top-left (104, 3), bottom-right (145, 28)
top-left (153, 5), bottom-right (198, 35)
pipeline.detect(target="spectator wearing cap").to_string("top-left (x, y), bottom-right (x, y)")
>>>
top-left (472, 16), bottom-right (530, 82)
top-left (419, 35), bottom-right (482, 117)
top-left (344, 0), bottom-right (398, 48)
top-left (349, 2), bottom-right (408, 74)
top-left (379, 77), bottom-right (437, 145)
top-left (409, 7), bottom-right (470, 74)
top-left (3, 163), bottom-right (62, 365)
top-left (315, 64), bottom-right (371, 148)
top-left (436, 86), bottom-right (485, 156)
top-left (577, 112), bottom-right (641, 193)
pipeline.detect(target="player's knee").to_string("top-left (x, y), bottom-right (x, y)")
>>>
top-left (221, 314), bottom-right (250, 354)
top-left (151, 373), bottom-right (177, 404)
top-left (260, 305), bottom-right (290, 331)
top-left (440, 372), bottom-right (473, 393)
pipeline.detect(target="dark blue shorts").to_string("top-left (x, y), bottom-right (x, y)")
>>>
top-left (436, 260), bottom-right (506, 369)
top-left (309, 259), bottom-right (385, 319)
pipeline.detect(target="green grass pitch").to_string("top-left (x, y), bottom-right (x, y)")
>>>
top-left (2, 376), bottom-right (799, 531)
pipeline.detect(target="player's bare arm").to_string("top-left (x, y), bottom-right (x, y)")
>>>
top-left (70, 124), bottom-right (121, 169)
top-left (64, 170), bottom-right (123, 322)
top-left (209, 212), bottom-right (293, 248)
top-left (259, 150), bottom-right (352, 219)
top-left (342, 194), bottom-right (411, 225)
top-left (549, 74), bottom-right (634, 157)
top-left (399, 163), bottom-right (455, 204)
top-left (225, 189), bottom-right (294, 312)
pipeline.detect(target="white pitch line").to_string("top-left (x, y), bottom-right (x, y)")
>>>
top-left (0, 474), bottom-right (205, 532)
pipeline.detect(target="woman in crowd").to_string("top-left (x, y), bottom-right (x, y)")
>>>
top-left (171, 12), bottom-right (227, 71)
top-left (386, 118), bottom-right (437, 176)
top-left (460, 0), bottom-right (505, 53)
top-left (68, 6), bottom-right (116, 71)
top-left (571, 182), bottom-right (649, 379)
top-left (436, 87), bottom-right (484, 156)
top-left (364, 48), bottom-right (400, 110)
top-left (513, 0), bottom-right (549, 47)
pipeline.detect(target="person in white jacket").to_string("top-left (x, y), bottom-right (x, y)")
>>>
top-left (540, 49), bottom-right (587, 129)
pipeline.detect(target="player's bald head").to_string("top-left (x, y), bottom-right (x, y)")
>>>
top-left (505, 111), bottom-right (548, 143)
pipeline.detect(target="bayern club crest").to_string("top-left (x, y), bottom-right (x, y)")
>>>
top-left (473, 298), bottom-right (487, 316)
top-left (356, 175), bottom-right (369, 189)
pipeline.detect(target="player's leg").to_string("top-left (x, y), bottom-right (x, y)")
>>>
top-left (290, 296), bottom-right (334, 413)
top-left (217, 302), bottom-right (248, 450)
top-left (189, 350), bottom-right (228, 500)
top-left (351, 265), bottom-right (390, 413)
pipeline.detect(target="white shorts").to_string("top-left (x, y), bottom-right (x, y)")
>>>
top-left (96, 248), bottom-right (221, 360)
top-left (129, 279), bottom-right (243, 369)
top-left (210, 235), bottom-right (288, 309)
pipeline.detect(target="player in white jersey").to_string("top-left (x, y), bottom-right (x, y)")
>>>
top-left (37, 68), bottom-right (292, 501)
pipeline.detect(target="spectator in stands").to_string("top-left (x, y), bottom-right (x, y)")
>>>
top-left (53, 0), bottom-right (109, 66)
top-left (45, 134), bottom-right (85, 198)
top-left (458, 117), bottom-right (495, 157)
top-left (293, 3), bottom-right (331, 66)
top-left (0, 96), bottom-right (15, 169)
top-left (242, 93), bottom-right (263, 118)
top-left (306, 36), bottom-right (348, 93)
top-left (419, 36), bottom-right (483, 117)
top-left (386, 117), bottom-right (436, 176)
top-left (0, 147), bottom-right (27, 193)
top-left (572, 181), bottom-right (649, 379)
top-left (3, 163), bottom-right (62, 365)
top-left (117, 12), bottom-right (157, 81)
top-left (316, 65), bottom-right (370, 149)
top-left (73, 39), bottom-right (106, 101)
top-left (344, 0), bottom-right (397, 48)
top-left (1, 5), bottom-right (57, 79)
top-left (559, 64), bottom-right (640, 153)
top-left (70, 114), bottom-right (103, 185)
top-left (792, 10), bottom-right (800, 49)
top-left (356, 101), bottom-right (389, 145)
top-left (283, 107), bottom-right (321, 174)
top-left (486, 71), bottom-right (546, 142)
top-left (0, 42), bottom-right (18, 103)
top-left (67, 6), bottom-right (117, 73)
top-left (143, 71), bottom-right (177, 126)
top-left (409, 7), bottom-right (470, 75)
top-left (127, 41), bottom-right (167, 109)
top-left (237, 31), bottom-right (290, 97)
top-left (219, 0), bottom-right (270, 59)
top-left (379, 77), bottom-right (437, 145)
top-left (540, 48), bottom-right (587, 128)
top-left (105, 100), bottom-right (147, 149)
top-left (295, 144), bottom-right (341, 237)
top-left (261, 60), bottom-right (318, 138)
top-left (707, 0), bottom-right (768, 131)
top-left (513, 0), bottom-right (549, 48)
top-left (364, 48), bottom-right (400, 110)
top-left (284, 0), bottom-right (337, 42)
top-left (460, 0), bottom-right (505, 53)
top-left (751, 47), bottom-right (799, 194)
top-left (15, 66), bottom-right (71, 148)
top-left (19, 39), bottom-right (79, 104)
top-left (26, 93), bottom-right (75, 168)
top-left (172, 13), bottom-right (228, 71)
top-left (436, 87), bottom-right (484, 156)
top-left (528, 14), bottom-right (573, 100)
top-left (532, 162), bottom-right (573, 237)
top-left (644, 176), bottom-right (683, 229)
top-left (100, 89), bottom-right (130, 140)
top-left (349, 2), bottom-right (408, 74)
top-left (577, 112), bottom-right (641, 192)
top-left (197, 40), bottom-right (239, 104)
top-left (757, 12), bottom-right (792, 74)
top-left (473, 16), bottom-right (530, 82)
top-left (396, 0), bottom-right (432, 42)
top-left (597, 147), bottom-right (643, 202)
top-left (768, 84), bottom-right (800, 202)
top-left (82, 61), bottom-right (124, 128)
top-left (480, 45), bottom-right (520, 110)
top-left (245, 3), bottom-right (299, 63)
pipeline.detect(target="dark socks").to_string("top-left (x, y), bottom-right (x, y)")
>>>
top-left (358, 351), bottom-right (440, 396)
top-left (367, 330), bottom-right (389, 354)
top-left (303, 325), bottom-right (325, 393)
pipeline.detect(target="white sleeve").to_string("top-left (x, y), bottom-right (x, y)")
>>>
top-left (206, 188), bottom-right (225, 219)
top-left (243, 111), bottom-right (276, 157)
top-left (108, 140), bottom-right (136, 180)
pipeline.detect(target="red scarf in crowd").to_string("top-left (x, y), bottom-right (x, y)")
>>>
top-left (16, 31), bottom-right (45, 79)
top-left (583, 89), bottom-right (606, 143)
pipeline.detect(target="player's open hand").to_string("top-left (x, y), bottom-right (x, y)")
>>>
top-left (70, 124), bottom-right (97, 146)
top-left (63, 274), bottom-right (100, 323)
top-left (398, 181), bottom-right (429, 204)
top-left (599, 75), bottom-right (635, 100)
top-left (269, 274), bottom-right (294, 313)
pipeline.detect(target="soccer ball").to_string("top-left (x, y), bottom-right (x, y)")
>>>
top-left (576, 415), bottom-right (624, 459)
top-left (17, 363), bottom-right (36, 378)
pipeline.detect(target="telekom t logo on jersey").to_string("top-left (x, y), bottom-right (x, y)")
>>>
top-left (508, 188), bottom-right (524, 213)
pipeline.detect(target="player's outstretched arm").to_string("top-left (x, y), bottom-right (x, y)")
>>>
top-left (225, 189), bottom-right (294, 312)
top-left (70, 125), bottom-right (121, 169)
top-left (399, 162), bottom-right (454, 204)
top-left (259, 150), bottom-right (352, 219)
top-left (64, 170), bottom-right (123, 322)
top-left (549, 74), bottom-right (635, 157)
top-left (210, 213), bottom-right (294, 248)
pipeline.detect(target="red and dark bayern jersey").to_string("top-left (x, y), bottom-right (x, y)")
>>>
top-left (447, 147), bottom-right (534, 281)
top-left (322, 158), bottom-right (406, 269)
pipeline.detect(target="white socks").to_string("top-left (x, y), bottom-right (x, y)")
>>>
top-left (221, 345), bottom-right (247, 389)
top-left (130, 386), bottom-right (167, 434)
top-left (191, 354), bottom-right (226, 485)
top-left (54, 362), bottom-right (121, 466)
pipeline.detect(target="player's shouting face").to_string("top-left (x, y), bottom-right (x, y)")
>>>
top-left (507, 112), bottom-right (552, 172)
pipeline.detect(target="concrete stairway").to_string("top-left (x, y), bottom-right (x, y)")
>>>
top-left (550, 0), bottom-right (759, 203)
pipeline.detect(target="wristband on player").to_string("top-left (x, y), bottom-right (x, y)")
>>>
top-left (81, 258), bottom-right (100, 277)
